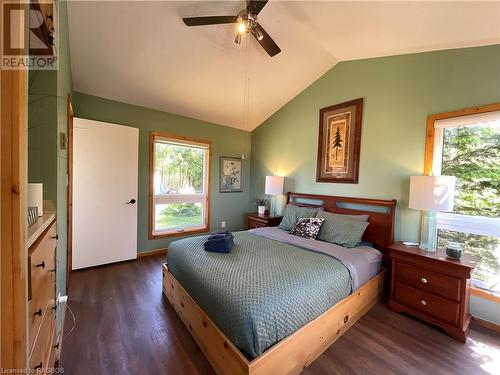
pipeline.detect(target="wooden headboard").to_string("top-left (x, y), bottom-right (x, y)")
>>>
top-left (286, 192), bottom-right (397, 250)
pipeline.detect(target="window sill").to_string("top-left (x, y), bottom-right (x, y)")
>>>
top-left (471, 287), bottom-right (500, 303)
top-left (150, 226), bottom-right (209, 240)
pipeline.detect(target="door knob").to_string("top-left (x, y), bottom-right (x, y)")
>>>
top-left (126, 199), bottom-right (136, 204)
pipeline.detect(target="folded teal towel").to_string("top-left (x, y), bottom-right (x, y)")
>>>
top-left (204, 236), bottom-right (234, 253)
top-left (208, 230), bottom-right (232, 240)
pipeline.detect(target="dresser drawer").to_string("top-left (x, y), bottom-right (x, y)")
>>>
top-left (29, 221), bottom-right (56, 279)
top-left (28, 271), bottom-right (55, 350)
top-left (248, 219), bottom-right (266, 229)
top-left (393, 283), bottom-right (460, 326)
top-left (395, 260), bottom-right (461, 302)
top-left (28, 221), bottom-right (56, 350)
top-left (28, 301), bottom-right (56, 371)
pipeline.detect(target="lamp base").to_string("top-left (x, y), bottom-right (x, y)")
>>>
top-left (419, 210), bottom-right (437, 252)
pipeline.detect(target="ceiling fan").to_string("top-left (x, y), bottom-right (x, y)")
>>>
top-left (183, 0), bottom-right (281, 57)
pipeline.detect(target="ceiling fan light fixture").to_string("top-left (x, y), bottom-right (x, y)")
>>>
top-left (183, 1), bottom-right (281, 57)
top-left (234, 33), bottom-right (242, 45)
top-left (237, 20), bottom-right (247, 34)
top-left (254, 28), bottom-right (263, 41)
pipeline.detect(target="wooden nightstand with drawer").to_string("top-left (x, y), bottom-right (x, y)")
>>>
top-left (247, 213), bottom-right (282, 229)
top-left (387, 242), bottom-right (476, 342)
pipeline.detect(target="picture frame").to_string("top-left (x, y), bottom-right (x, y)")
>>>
top-left (316, 98), bottom-right (364, 184)
top-left (220, 157), bottom-right (243, 193)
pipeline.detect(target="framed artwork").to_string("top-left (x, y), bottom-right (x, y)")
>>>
top-left (220, 157), bottom-right (243, 192)
top-left (316, 98), bottom-right (364, 184)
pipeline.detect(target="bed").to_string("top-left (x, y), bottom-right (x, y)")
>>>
top-left (162, 192), bottom-right (396, 374)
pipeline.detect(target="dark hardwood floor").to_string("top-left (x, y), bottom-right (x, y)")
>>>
top-left (61, 255), bottom-right (499, 375)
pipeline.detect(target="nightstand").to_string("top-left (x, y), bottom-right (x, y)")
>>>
top-left (247, 213), bottom-right (282, 229)
top-left (387, 242), bottom-right (476, 342)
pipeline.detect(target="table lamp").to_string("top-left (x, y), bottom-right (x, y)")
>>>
top-left (409, 176), bottom-right (456, 251)
top-left (265, 176), bottom-right (284, 216)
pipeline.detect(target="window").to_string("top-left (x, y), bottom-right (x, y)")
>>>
top-left (426, 104), bottom-right (500, 294)
top-left (149, 132), bottom-right (210, 238)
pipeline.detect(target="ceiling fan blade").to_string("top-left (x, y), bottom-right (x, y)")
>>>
top-left (247, 0), bottom-right (269, 15)
top-left (183, 16), bottom-right (238, 26)
top-left (252, 24), bottom-right (281, 57)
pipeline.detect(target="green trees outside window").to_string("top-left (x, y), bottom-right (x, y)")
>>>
top-left (437, 123), bottom-right (500, 291)
top-left (152, 137), bottom-right (209, 234)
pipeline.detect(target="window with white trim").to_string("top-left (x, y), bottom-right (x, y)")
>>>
top-left (150, 133), bottom-right (210, 237)
top-left (430, 109), bottom-right (500, 293)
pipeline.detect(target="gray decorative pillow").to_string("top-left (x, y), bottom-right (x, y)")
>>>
top-left (290, 218), bottom-right (325, 239)
top-left (279, 204), bottom-right (322, 231)
top-left (316, 210), bottom-right (370, 248)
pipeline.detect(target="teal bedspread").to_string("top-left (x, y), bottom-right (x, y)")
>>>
top-left (167, 231), bottom-right (352, 359)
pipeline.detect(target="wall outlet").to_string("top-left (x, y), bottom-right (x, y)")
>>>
top-left (57, 293), bottom-right (68, 304)
top-left (221, 221), bottom-right (226, 229)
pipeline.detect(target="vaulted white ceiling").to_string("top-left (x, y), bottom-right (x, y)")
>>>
top-left (68, 1), bottom-right (500, 131)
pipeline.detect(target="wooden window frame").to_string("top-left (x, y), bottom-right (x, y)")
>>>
top-left (149, 132), bottom-right (211, 239)
top-left (424, 103), bottom-right (500, 302)
top-left (424, 103), bottom-right (500, 174)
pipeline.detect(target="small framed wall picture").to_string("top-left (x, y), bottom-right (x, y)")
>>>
top-left (220, 157), bottom-right (243, 193)
top-left (316, 98), bottom-right (364, 184)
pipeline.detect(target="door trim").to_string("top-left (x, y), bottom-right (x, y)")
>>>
top-left (0, 11), bottom-right (28, 368)
top-left (66, 94), bottom-right (73, 291)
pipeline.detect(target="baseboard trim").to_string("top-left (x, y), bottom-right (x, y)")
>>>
top-left (137, 248), bottom-right (168, 258)
top-left (472, 316), bottom-right (500, 334)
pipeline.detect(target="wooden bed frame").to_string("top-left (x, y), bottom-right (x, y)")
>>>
top-left (162, 193), bottom-right (397, 375)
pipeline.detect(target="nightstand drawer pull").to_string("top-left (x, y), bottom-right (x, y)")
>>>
top-left (420, 277), bottom-right (428, 284)
top-left (420, 299), bottom-right (427, 306)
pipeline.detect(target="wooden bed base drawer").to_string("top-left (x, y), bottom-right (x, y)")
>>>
top-left (393, 283), bottom-right (460, 326)
top-left (163, 263), bottom-right (386, 375)
top-left (395, 260), bottom-right (461, 301)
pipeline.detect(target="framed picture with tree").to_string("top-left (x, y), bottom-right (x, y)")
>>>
top-left (316, 98), bottom-right (364, 183)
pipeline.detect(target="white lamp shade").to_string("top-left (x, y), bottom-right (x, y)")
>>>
top-left (265, 176), bottom-right (284, 195)
top-left (409, 176), bottom-right (456, 212)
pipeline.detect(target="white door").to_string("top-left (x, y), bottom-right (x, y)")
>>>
top-left (72, 118), bottom-right (139, 269)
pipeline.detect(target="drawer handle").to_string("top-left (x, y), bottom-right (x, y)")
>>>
top-left (420, 277), bottom-right (428, 284)
top-left (34, 308), bottom-right (42, 317)
top-left (34, 362), bottom-right (42, 370)
top-left (420, 299), bottom-right (427, 306)
top-left (51, 234), bottom-right (59, 240)
top-left (35, 261), bottom-right (45, 269)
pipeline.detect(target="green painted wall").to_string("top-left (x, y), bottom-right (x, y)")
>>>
top-left (251, 45), bottom-right (500, 243)
top-left (72, 92), bottom-right (251, 252)
top-left (28, 70), bottom-right (57, 202)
